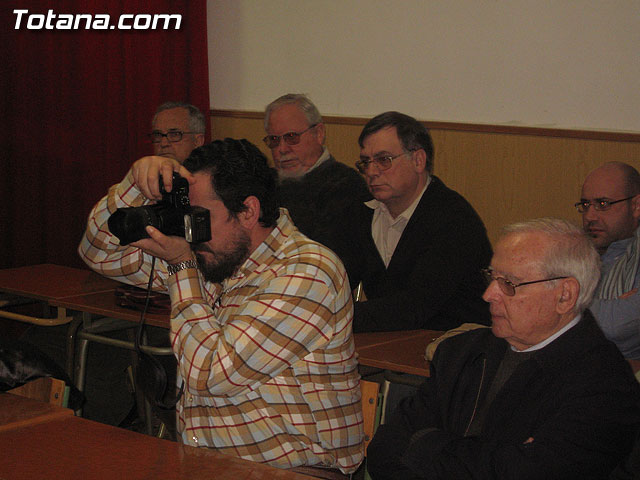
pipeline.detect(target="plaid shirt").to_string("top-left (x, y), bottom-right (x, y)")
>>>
top-left (79, 171), bottom-right (364, 473)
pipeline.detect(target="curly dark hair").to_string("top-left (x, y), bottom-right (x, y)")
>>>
top-left (184, 138), bottom-right (279, 227)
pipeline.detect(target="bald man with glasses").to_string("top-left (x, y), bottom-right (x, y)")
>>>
top-left (577, 161), bottom-right (640, 359)
top-left (367, 218), bottom-right (640, 480)
top-left (263, 94), bottom-right (370, 254)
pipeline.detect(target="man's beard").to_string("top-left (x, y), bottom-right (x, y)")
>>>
top-left (276, 156), bottom-right (306, 180)
top-left (191, 230), bottom-right (251, 284)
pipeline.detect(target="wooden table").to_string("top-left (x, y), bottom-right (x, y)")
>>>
top-left (0, 392), bottom-right (73, 432)
top-left (51, 290), bottom-right (170, 329)
top-left (355, 330), bottom-right (443, 377)
top-left (0, 264), bottom-right (119, 326)
top-left (0, 396), bottom-right (311, 480)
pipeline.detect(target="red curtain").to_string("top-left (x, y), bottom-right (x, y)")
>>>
top-left (1, 0), bottom-right (210, 269)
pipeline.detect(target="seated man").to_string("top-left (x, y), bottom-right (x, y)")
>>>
top-left (577, 161), bottom-right (640, 359)
top-left (334, 111), bottom-right (492, 332)
top-left (79, 138), bottom-right (364, 473)
top-left (367, 218), bottom-right (640, 479)
top-left (264, 93), bottom-right (371, 250)
top-left (150, 101), bottom-right (206, 163)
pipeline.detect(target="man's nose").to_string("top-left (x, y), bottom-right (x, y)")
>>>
top-left (277, 140), bottom-right (293, 154)
top-left (365, 162), bottom-right (382, 179)
top-left (482, 279), bottom-right (501, 303)
top-left (582, 205), bottom-right (598, 222)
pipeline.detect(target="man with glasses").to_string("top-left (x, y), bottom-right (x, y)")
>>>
top-left (577, 161), bottom-right (640, 359)
top-left (263, 94), bottom-right (370, 250)
top-left (150, 101), bottom-right (205, 163)
top-left (367, 218), bottom-right (640, 480)
top-left (334, 111), bottom-right (492, 333)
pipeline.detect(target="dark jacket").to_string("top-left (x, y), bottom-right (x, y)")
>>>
top-left (335, 175), bottom-right (492, 332)
top-left (277, 156), bottom-right (371, 255)
top-left (367, 311), bottom-right (640, 479)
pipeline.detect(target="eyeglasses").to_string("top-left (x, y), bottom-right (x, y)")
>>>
top-left (482, 268), bottom-right (568, 297)
top-left (574, 196), bottom-right (635, 213)
top-left (355, 151), bottom-right (414, 174)
top-left (262, 124), bottom-right (318, 149)
top-left (148, 130), bottom-right (197, 143)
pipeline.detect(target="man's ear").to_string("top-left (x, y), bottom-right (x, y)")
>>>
top-left (412, 148), bottom-right (427, 173)
top-left (556, 277), bottom-right (579, 315)
top-left (195, 134), bottom-right (205, 148)
top-left (238, 196), bottom-right (261, 229)
top-left (631, 194), bottom-right (640, 223)
top-left (314, 123), bottom-right (326, 145)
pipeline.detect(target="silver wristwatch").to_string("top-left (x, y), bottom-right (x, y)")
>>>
top-left (167, 259), bottom-right (198, 276)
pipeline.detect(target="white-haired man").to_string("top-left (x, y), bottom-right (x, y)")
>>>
top-left (368, 218), bottom-right (640, 479)
top-left (150, 101), bottom-right (205, 163)
top-left (263, 93), bottom-right (370, 249)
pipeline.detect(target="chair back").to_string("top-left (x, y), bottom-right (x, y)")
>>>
top-left (8, 376), bottom-right (66, 407)
top-left (360, 379), bottom-right (381, 452)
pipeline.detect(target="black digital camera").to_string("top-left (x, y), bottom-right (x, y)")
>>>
top-left (108, 173), bottom-right (211, 246)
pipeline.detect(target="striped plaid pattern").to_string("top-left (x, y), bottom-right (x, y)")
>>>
top-left (79, 172), bottom-right (364, 473)
top-left (78, 170), bottom-right (170, 289)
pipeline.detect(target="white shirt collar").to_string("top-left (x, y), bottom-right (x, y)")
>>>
top-left (365, 176), bottom-right (431, 221)
top-left (514, 313), bottom-right (582, 353)
top-left (364, 178), bottom-right (430, 267)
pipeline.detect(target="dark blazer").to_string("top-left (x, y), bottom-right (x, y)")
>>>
top-left (335, 175), bottom-right (492, 333)
top-left (368, 311), bottom-right (640, 479)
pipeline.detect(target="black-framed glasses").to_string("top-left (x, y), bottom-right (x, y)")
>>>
top-left (482, 268), bottom-right (568, 297)
top-left (574, 196), bottom-right (635, 213)
top-left (262, 124), bottom-right (318, 149)
top-left (355, 151), bottom-right (414, 174)
top-left (148, 130), bottom-right (197, 143)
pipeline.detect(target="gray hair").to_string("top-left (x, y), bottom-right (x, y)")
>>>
top-left (153, 102), bottom-right (206, 134)
top-left (264, 93), bottom-right (323, 131)
top-left (501, 218), bottom-right (601, 313)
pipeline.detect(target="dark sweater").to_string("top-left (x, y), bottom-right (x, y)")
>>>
top-left (276, 156), bottom-right (371, 255)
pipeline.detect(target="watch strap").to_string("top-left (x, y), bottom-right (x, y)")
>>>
top-left (167, 259), bottom-right (198, 275)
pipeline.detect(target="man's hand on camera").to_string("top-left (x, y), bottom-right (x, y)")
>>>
top-left (131, 226), bottom-right (194, 265)
top-left (131, 156), bottom-right (195, 201)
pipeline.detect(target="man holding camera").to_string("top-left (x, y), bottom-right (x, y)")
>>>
top-left (79, 139), bottom-right (364, 475)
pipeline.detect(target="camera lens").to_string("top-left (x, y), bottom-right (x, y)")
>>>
top-left (108, 207), bottom-right (156, 245)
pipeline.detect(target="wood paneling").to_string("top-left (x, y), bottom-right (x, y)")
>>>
top-left (211, 110), bottom-right (640, 245)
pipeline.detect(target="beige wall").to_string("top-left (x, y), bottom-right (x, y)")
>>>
top-left (207, 0), bottom-right (640, 132)
top-left (211, 111), bottom-right (640, 246)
